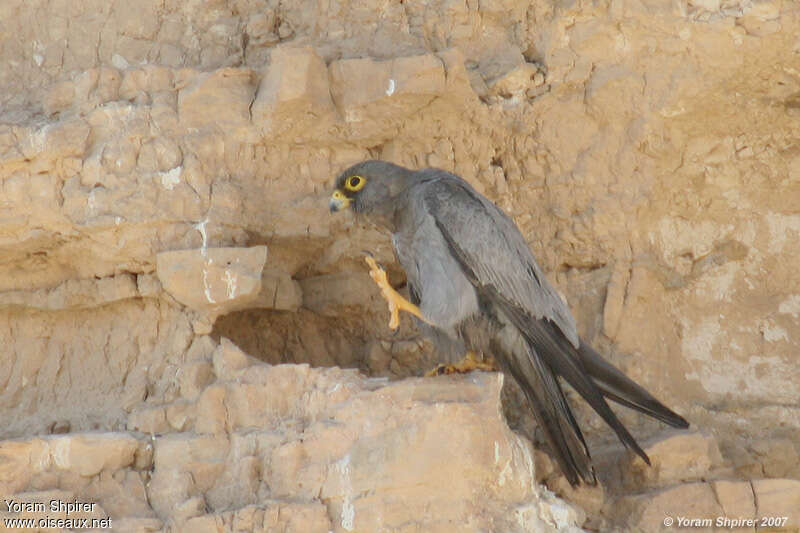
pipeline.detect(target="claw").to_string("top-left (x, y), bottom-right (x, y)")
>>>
top-left (364, 255), bottom-right (427, 330)
top-left (425, 351), bottom-right (498, 376)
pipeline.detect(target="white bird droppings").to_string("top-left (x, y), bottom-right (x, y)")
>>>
top-left (336, 454), bottom-right (355, 531)
top-left (194, 218), bottom-right (216, 303)
top-left (159, 166), bottom-right (182, 190)
top-left (223, 270), bottom-right (237, 299)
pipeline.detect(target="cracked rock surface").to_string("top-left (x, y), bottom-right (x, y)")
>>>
top-left (1, 0), bottom-right (799, 530)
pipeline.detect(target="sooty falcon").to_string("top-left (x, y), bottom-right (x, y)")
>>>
top-left (329, 160), bottom-right (689, 485)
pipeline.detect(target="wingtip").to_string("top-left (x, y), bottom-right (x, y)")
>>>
top-left (665, 412), bottom-right (690, 429)
top-left (563, 465), bottom-right (598, 487)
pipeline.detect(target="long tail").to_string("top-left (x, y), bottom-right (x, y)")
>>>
top-left (577, 342), bottom-right (689, 429)
top-left (491, 293), bottom-right (688, 485)
top-left (491, 322), bottom-right (597, 485)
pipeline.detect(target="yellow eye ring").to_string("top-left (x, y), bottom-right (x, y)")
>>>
top-left (344, 175), bottom-right (366, 192)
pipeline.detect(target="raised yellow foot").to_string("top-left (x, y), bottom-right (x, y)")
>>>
top-left (365, 255), bottom-right (428, 330)
top-left (425, 351), bottom-right (498, 376)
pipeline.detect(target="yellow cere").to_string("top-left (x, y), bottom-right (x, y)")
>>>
top-left (330, 188), bottom-right (351, 210)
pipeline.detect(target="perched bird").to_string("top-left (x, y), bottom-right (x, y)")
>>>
top-left (329, 160), bottom-right (688, 485)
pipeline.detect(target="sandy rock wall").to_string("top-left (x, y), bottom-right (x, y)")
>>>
top-left (1, 339), bottom-right (586, 532)
top-left (1, 0), bottom-right (799, 530)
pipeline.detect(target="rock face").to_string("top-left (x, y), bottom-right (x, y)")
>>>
top-left (1, 0), bottom-right (799, 530)
top-left (1, 342), bottom-right (585, 532)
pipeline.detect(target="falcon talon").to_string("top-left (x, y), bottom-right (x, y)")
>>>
top-left (330, 160), bottom-right (689, 486)
top-left (431, 365), bottom-right (444, 376)
top-left (364, 254), bottom-right (427, 330)
top-left (423, 364), bottom-right (448, 377)
top-left (426, 351), bottom-right (497, 375)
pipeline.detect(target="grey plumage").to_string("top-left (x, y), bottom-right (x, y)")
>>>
top-left (330, 160), bottom-right (688, 485)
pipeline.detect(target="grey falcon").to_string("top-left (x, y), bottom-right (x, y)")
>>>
top-left (329, 159), bottom-right (689, 485)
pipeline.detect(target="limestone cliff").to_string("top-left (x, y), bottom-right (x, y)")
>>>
top-left (1, 0), bottom-right (799, 531)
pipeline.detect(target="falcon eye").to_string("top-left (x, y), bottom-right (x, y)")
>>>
top-left (345, 175), bottom-right (366, 192)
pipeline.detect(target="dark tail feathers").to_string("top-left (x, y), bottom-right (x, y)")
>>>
top-left (577, 342), bottom-right (689, 429)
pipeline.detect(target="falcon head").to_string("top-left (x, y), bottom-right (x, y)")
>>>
top-left (329, 160), bottom-right (412, 216)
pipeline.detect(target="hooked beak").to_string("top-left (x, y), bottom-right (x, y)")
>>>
top-left (329, 189), bottom-right (351, 213)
